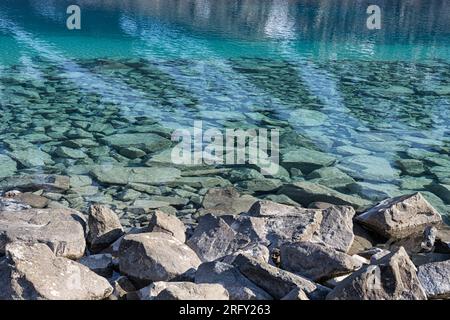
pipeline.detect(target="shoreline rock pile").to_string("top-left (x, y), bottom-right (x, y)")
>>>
top-left (0, 186), bottom-right (449, 300)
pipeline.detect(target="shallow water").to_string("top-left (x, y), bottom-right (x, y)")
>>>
top-left (1, 0), bottom-right (450, 226)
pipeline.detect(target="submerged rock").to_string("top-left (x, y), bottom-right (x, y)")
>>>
top-left (0, 242), bottom-right (112, 300)
top-left (8, 148), bottom-right (54, 167)
top-left (0, 155), bottom-right (17, 179)
top-left (355, 193), bottom-right (442, 239)
top-left (90, 166), bottom-right (181, 185)
top-left (100, 133), bottom-right (171, 153)
top-left (0, 174), bottom-right (70, 192)
top-left (279, 181), bottom-right (371, 210)
top-left (281, 147), bottom-right (336, 173)
top-left (337, 155), bottom-right (400, 181)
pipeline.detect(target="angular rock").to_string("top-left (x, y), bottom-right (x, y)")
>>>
top-left (195, 261), bottom-right (272, 300)
top-left (199, 186), bottom-right (257, 216)
top-left (8, 148), bottom-right (54, 168)
top-left (0, 174), bottom-right (70, 192)
top-left (188, 211), bottom-right (323, 262)
top-left (187, 214), bottom-right (247, 262)
top-left (233, 254), bottom-right (330, 300)
top-left (139, 282), bottom-right (229, 300)
top-left (417, 260), bottom-right (450, 299)
top-left (109, 276), bottom-right (136, 300)
top-left (279, 181), bottom-right (371, 210)
top-left (55, 146), bottom-right (87, 159)
top-left (118, 146), bottom-right (146, 159)
top-left (119, 232), bottom-right (201, 284)
top-left (355, 193), bottom-right (442, 239)
top-left (147, 210), bottom-right (186, 243)
top-left (88, 204), bottom-right (124, 251)
top-left (0, 208), bottom-right (86, 259)
top-left (220, 243), bottom-right (270, 265)
top-left (280, 242), bottom-right (362, 281)
top-left (0, 242), bottom-right (112, 300)
top-left (249, 200), bottom-right (355, 252)
top-left (79, 254), bottom-right (114, 278)
top-left (312, 205), bottom-right (356, 253)
top-left (327, 247), bottom-right (427, 300)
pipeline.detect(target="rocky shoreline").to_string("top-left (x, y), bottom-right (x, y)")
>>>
top-left (1, 177), bottom-right (449, 300)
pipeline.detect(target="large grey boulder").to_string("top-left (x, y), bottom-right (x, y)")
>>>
top-left (220, 243), bottom-right (270, 265)
top-left (147, 210), bottom-right (186, 243)
top-left (186, 214), bottom-right (263, 262)
top-left (88, 204), bottom-right (124, 251)
top-left (0, 242), bottom-right (112, 300)
top-left (327, 247), bottom-right (427, 300)
top-left (233, 254), bottom-right (330, 300)
top-left (247, 200), bottom-right (355, 251)
top-left (280, 242), bottom-right (362, 281)
top-left (139, 281), bottom-right (229, 300)
top-left (312, 205), bottom-right (356, 253)
top-left (119, 232), bottom-right (201, 284)
top-left (249, 201), bottom-right (356, 253)
top-left (355, 193), bottom-right (442, 239)
top-left (195, 261), bottom-right (273, 300)
top-left (0, 208), bottom-right (86, 259)
top-left (187, 210), bottom-right (323, 262)
top-left (417, 260), bottom-right (450, 299)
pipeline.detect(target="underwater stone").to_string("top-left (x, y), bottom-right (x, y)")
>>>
top-left (0, 155), bottom-right (17, 179)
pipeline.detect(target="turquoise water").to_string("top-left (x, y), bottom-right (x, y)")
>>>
top-left (1, 0), bottom-right (450, 226)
